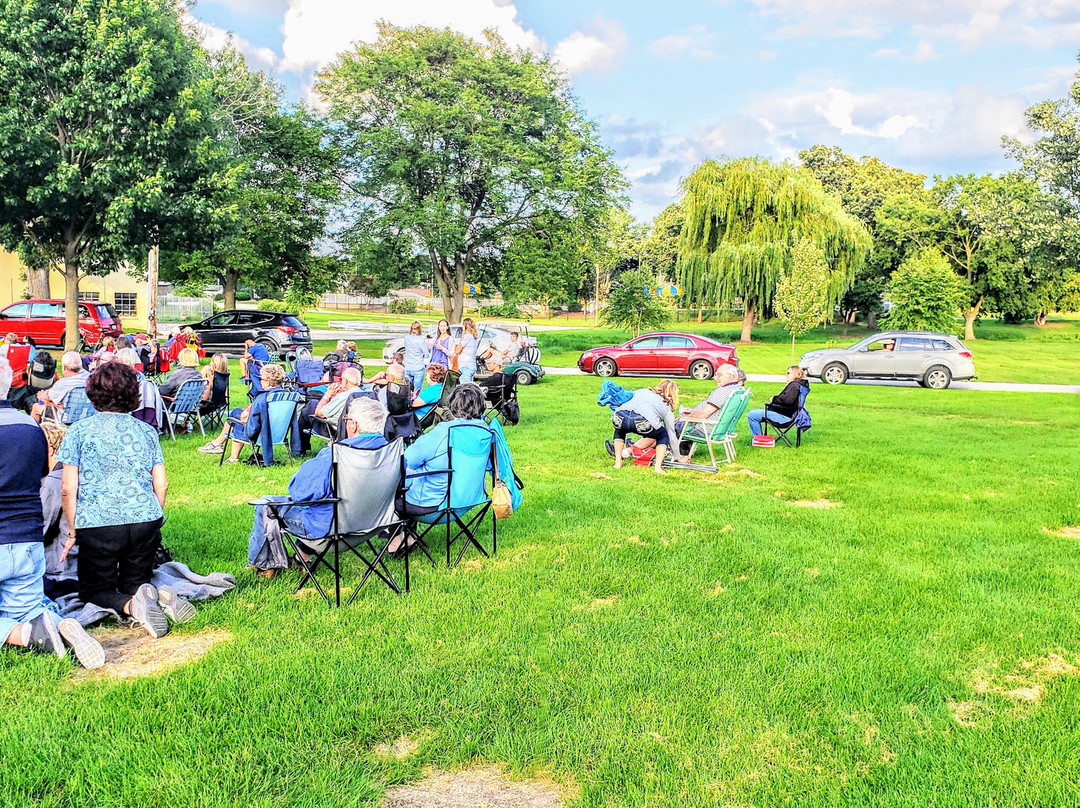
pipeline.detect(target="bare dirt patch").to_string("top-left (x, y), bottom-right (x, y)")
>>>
top-left (1044, 525), bottom-right (1080, 539)
top-left (381, 765), bottom-right (576, 808)
top-left (374, 731), bottom-right (433, 761)
top-left (788, 499), bottom-right (840, 509)
top-left (724, 468), bottom-right (764, 478)
top-left (573, 596), bottom-right (618, 611)
top-left (587, 471), bottom-right (613, 480)
top-left (73, 627), bottom-right (231, 681)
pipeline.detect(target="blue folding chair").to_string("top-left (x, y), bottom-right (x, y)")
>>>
top-left (49, 386), bottom-right (97, 426)
top-left (164, 378), bottom-right (208, 440)
top-left (405, 423), bottom-right (497, 568)
top-left (223, 389), bottom-right (303, 466)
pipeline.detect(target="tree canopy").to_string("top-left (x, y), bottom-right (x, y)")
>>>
top-left (317, 23), bottom-right (624, 323)
top-left (677, 158), bottom-right (870, 343)
top-left (0, 0), bottom-right (233, 347)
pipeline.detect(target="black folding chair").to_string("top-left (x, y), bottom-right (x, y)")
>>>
top-left (266, 440), bottom-right (409, 605)
top-left (405, 423), bottom-right (497, 568)
top-left (763, 387), bottom-right (810, 448)
top-left (418, 370), bottom-right (460, 431)
top-left (483, 374), bottom-right (520, 426)
top-left (200, 371), bottom-right (231, 430)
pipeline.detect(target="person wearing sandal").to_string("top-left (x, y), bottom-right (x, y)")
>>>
top-left (55, 363), bottom-right (193, 639)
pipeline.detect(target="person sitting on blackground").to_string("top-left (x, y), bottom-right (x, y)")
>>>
top-left (55, 362), bottom-right (192, 640)
top-left (0, 356), bottom-right (102, 666)
top-left (400, 383), bottom-right (521, 523)
top-left (158, 347), bottom-right (203, 401)
top-left (674, 363), bottom-right (741, 462)
top-left (197, 362), bottom-right (293, 462)
top-left (31, 351), bottom-right (89, 423)
top-left (747, 365), bottom-right (809, 437)
top-left (411, 363), bottom-right (446, 421)
top-left (248, 396), bottom-right (390, 576)
top-left (607, 379), bottom-right (680, 474)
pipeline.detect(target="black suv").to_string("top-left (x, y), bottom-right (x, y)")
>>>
top-left (186, 310), bottom-right (313, 354)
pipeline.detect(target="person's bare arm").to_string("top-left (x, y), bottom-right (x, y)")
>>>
top-left (58, 464), bottom-right (79, 563)
top-left (152, 464), bottom-right (168, 509)
top-left (314, 383), bottom-right (341, 418)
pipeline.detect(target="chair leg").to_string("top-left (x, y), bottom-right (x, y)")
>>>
top-left (197, 413), bottom-right (205, 438)
top-left (706, 438), bottom-right (717, 471)
top-left (492, 505), bottom-right (497, 557)
top-left (166, 412), bottom-right (176, 441)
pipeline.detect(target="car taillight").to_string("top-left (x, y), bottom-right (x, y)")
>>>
top-left (958, 351), bottom-right (972, 359)
top-left (277, 326), bottom-right (299, 335)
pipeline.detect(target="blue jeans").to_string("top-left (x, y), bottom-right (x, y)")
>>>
top-left (406, 369), bottom-right (425, 392)
top-left (459, 366), bottom-right (476, 383)
top-left (746, 408), bottom-right (793, 436)
top-left (0, 542), bottom-right (47, 641)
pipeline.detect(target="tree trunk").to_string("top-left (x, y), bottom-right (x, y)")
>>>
top-left (223, 267), bottom-right (240, 310)
top-left (739, 303), bottom-right (755, 344)
top-left (451, 263), bottom-right (466, 324)
top-left (963, 296), bottom-right (983, 341)
top-left (1034, 310), bottom-right (1048, 327)
top-left (63, 248), bottom-right (80, 352)
top-left (867, 310), bottom-right (878, 331)
top-left (697, 304), bottom-right (704, 323)
top-left (26, 266), bottom-right (51, 298)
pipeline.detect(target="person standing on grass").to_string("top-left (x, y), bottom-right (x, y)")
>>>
top-left (608, 379), bottom-right (680, 474)
top-left (746, 365), bottom-right (808, 437)
top-left (430, 319), bottom-right (454, 368)
top-left (56, 362), bottom-right (193, 639)
top-left (456, 318), bottom-right (480, 383)
top-left (403, 321), bottom-right (431, 392)
top-left (0, 357), bottom-right (103, 666)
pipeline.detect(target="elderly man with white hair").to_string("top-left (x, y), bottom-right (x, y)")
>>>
top-left (675, 363), bottom-right (742, 461)
top-left (30, 351), bottom-right (89, 423)
top-left (297, 366), bottom-right (365, 453)
top-left (248, 396), bottom-right (391, 574)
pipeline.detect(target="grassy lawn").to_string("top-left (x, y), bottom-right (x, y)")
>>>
top-left (2, 370), bottom-right (1079, 807)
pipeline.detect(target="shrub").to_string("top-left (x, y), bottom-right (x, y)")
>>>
top-left (886, 248), bottom-right (967, 333)
top-left (479, 302), bottom-right (522, 318)
top-left (388, 297), bottom-right (417, 314)
top-left (257, 299), bottom-right (285, 312)
top-left (235, 290), bottom-right (252, 302)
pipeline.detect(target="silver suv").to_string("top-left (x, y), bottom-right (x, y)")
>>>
top-left (800, 331), bottom-right (976, 389)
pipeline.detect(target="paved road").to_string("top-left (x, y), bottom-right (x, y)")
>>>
top-left (540, 366), bottom-right (1080, 394)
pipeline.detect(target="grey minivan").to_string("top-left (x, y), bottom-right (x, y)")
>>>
top-left (799, 331), bottom-right (976, 389)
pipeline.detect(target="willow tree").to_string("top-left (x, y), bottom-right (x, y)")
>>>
top-left (677, 158), bottom-right (870, 343)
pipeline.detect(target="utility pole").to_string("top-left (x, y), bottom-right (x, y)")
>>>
top-left (147, 245), bottom-right (159, 338)
top-left (594, 264), bottom-right (600, 326)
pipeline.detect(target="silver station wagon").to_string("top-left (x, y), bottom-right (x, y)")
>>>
top-left (800, 331), bottom-right (976, 389)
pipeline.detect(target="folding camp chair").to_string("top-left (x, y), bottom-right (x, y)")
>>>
top-left (44, 386), bottom-right (97, 426)
top-left (418, 370), bottom-right (460, 431)
top-left (266, 440), bottom-right (409, 605)
top-left (665, 388), bottom-right (751, 472)
top-left (200, 372), bottom-right (231, 430)
top-left (405, 423), bottom-right (497, 568)
top-left (291, 359), bottom-right (329, 401)
top-left (222, 389), bottom-right (304, 466)
top-left (763, 386), bottom-right (810, 448)
top-left (164, 378), bottom-right (208, 440)
top-left (483, 375), bottom-right (519, 426)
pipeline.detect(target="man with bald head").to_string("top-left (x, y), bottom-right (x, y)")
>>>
top-left (296, 366), bottom-right (365, 453)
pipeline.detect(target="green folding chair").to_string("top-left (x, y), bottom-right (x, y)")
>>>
top-left (666, 388), bottom-right (752, 472)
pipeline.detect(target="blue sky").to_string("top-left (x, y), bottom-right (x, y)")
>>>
top-left (190, 0), bottom-right (1080, 219)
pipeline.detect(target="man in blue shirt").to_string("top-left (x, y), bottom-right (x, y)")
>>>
top-left (248, 396), bottom-right (391, 572)
top-left (240, 339), bottom-right (271, 381)
top-left (0, 357), bottom-right (103, 666)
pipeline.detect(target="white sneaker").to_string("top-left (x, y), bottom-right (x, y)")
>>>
top-left (129, 584), bottom-right (169, 638)
top-left (157, 586), bottom-right (196, 624)
top-left (58, 618), bottom-right (105, 669)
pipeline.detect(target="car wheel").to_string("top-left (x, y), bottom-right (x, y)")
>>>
top-left (689, 360), bottom-right (714, 380)
top-left (594, 358), bottom-right (617, 377)
top-left (924, 365), bottom-right (952, 389)
top-left (516, 370), bottom-right (533, 386)
top-left (822, 362), bottom-right (848, 385)
top-left (256, 338), bottom-right (279, 355)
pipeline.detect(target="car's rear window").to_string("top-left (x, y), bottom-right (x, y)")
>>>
top-left (932, 339), bottom-right (955, 351)
top-left (898, 337), bottom-right (932, 351)
top-left (282, 316), bottom-right (306, 329)
top-left (96, 304), bottom-right (119, 320)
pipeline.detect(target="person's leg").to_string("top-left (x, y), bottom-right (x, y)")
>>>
top-left (76, 524), bottom-right (130, 614)
top-left (746, 408), bottom-right (766, 436)
top-left (407, 370), bottom-right (424, 391)
top-left (297, 400), bottom-right (319, 454)
top-left (653, 433), bottom-right (669, 474)
top-left (612, 412), bottom-right (634, 469)
top-left (0, 543), bottom-right (48, 646)
top-left (116, 520), bottom-right (161, 604)
top-left (460, 366), bottom-right (475, 383)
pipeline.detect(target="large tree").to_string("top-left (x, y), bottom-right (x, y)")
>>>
top-left (317, 24), bottom-right (623, 323)
top-left (499, 214), bottom-right (588, 318)
top-left (677, 158), bottom-right (870, 343)
top-left (0, 0), bottom-right (232, 348)
top-left (799, 145), bottom-right (925, 327)
top-left (160, 45), bottom-right (341, 310)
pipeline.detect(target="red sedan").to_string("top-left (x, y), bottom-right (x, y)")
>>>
top-left (577, 332), bottom-right (739, 380)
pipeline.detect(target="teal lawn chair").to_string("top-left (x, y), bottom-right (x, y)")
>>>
top-left (222, 389), bottom-right (303, 467)
top-left (666, 388), bottom-right (752, 472)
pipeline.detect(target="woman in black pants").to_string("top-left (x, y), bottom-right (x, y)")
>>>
top-left (56, 363), bottom-right (193, 638)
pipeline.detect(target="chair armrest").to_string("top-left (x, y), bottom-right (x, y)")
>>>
top-left (404, 468), bottom-right (449, 481)
top-left (256, 497), bottom-right (339, 513)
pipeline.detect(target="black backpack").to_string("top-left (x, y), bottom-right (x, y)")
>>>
top-left (28, 351), bottom-right (57, 391)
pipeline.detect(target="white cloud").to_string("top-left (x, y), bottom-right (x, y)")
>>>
top-left (280, 0), bottom-right (545, 71)
top-left (187, 16), bottom-right (282, 73)
top-left (648, 25), bottom-right (717, 60)
top-left (758, 49), bottom-right (777, 61)
top-left (872, 39), bottom-right (938, 62)
top-left (203, 0), bottom-right (290, 12)
top-left (551, 14), bottom-right (629, 76)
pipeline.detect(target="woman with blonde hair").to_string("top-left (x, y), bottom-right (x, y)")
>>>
top-left (455, 317), bottom-right (480, 383)
top-left (608, 379), bottom-right (680, 474)
top-left (403, 320), bottom-right (430, 392)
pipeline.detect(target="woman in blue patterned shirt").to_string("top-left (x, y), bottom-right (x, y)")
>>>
top-left (56, 363), bottom-right (191, 638)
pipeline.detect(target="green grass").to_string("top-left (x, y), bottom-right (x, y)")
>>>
top-left (2, 371), bottom-right (1080, 806)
